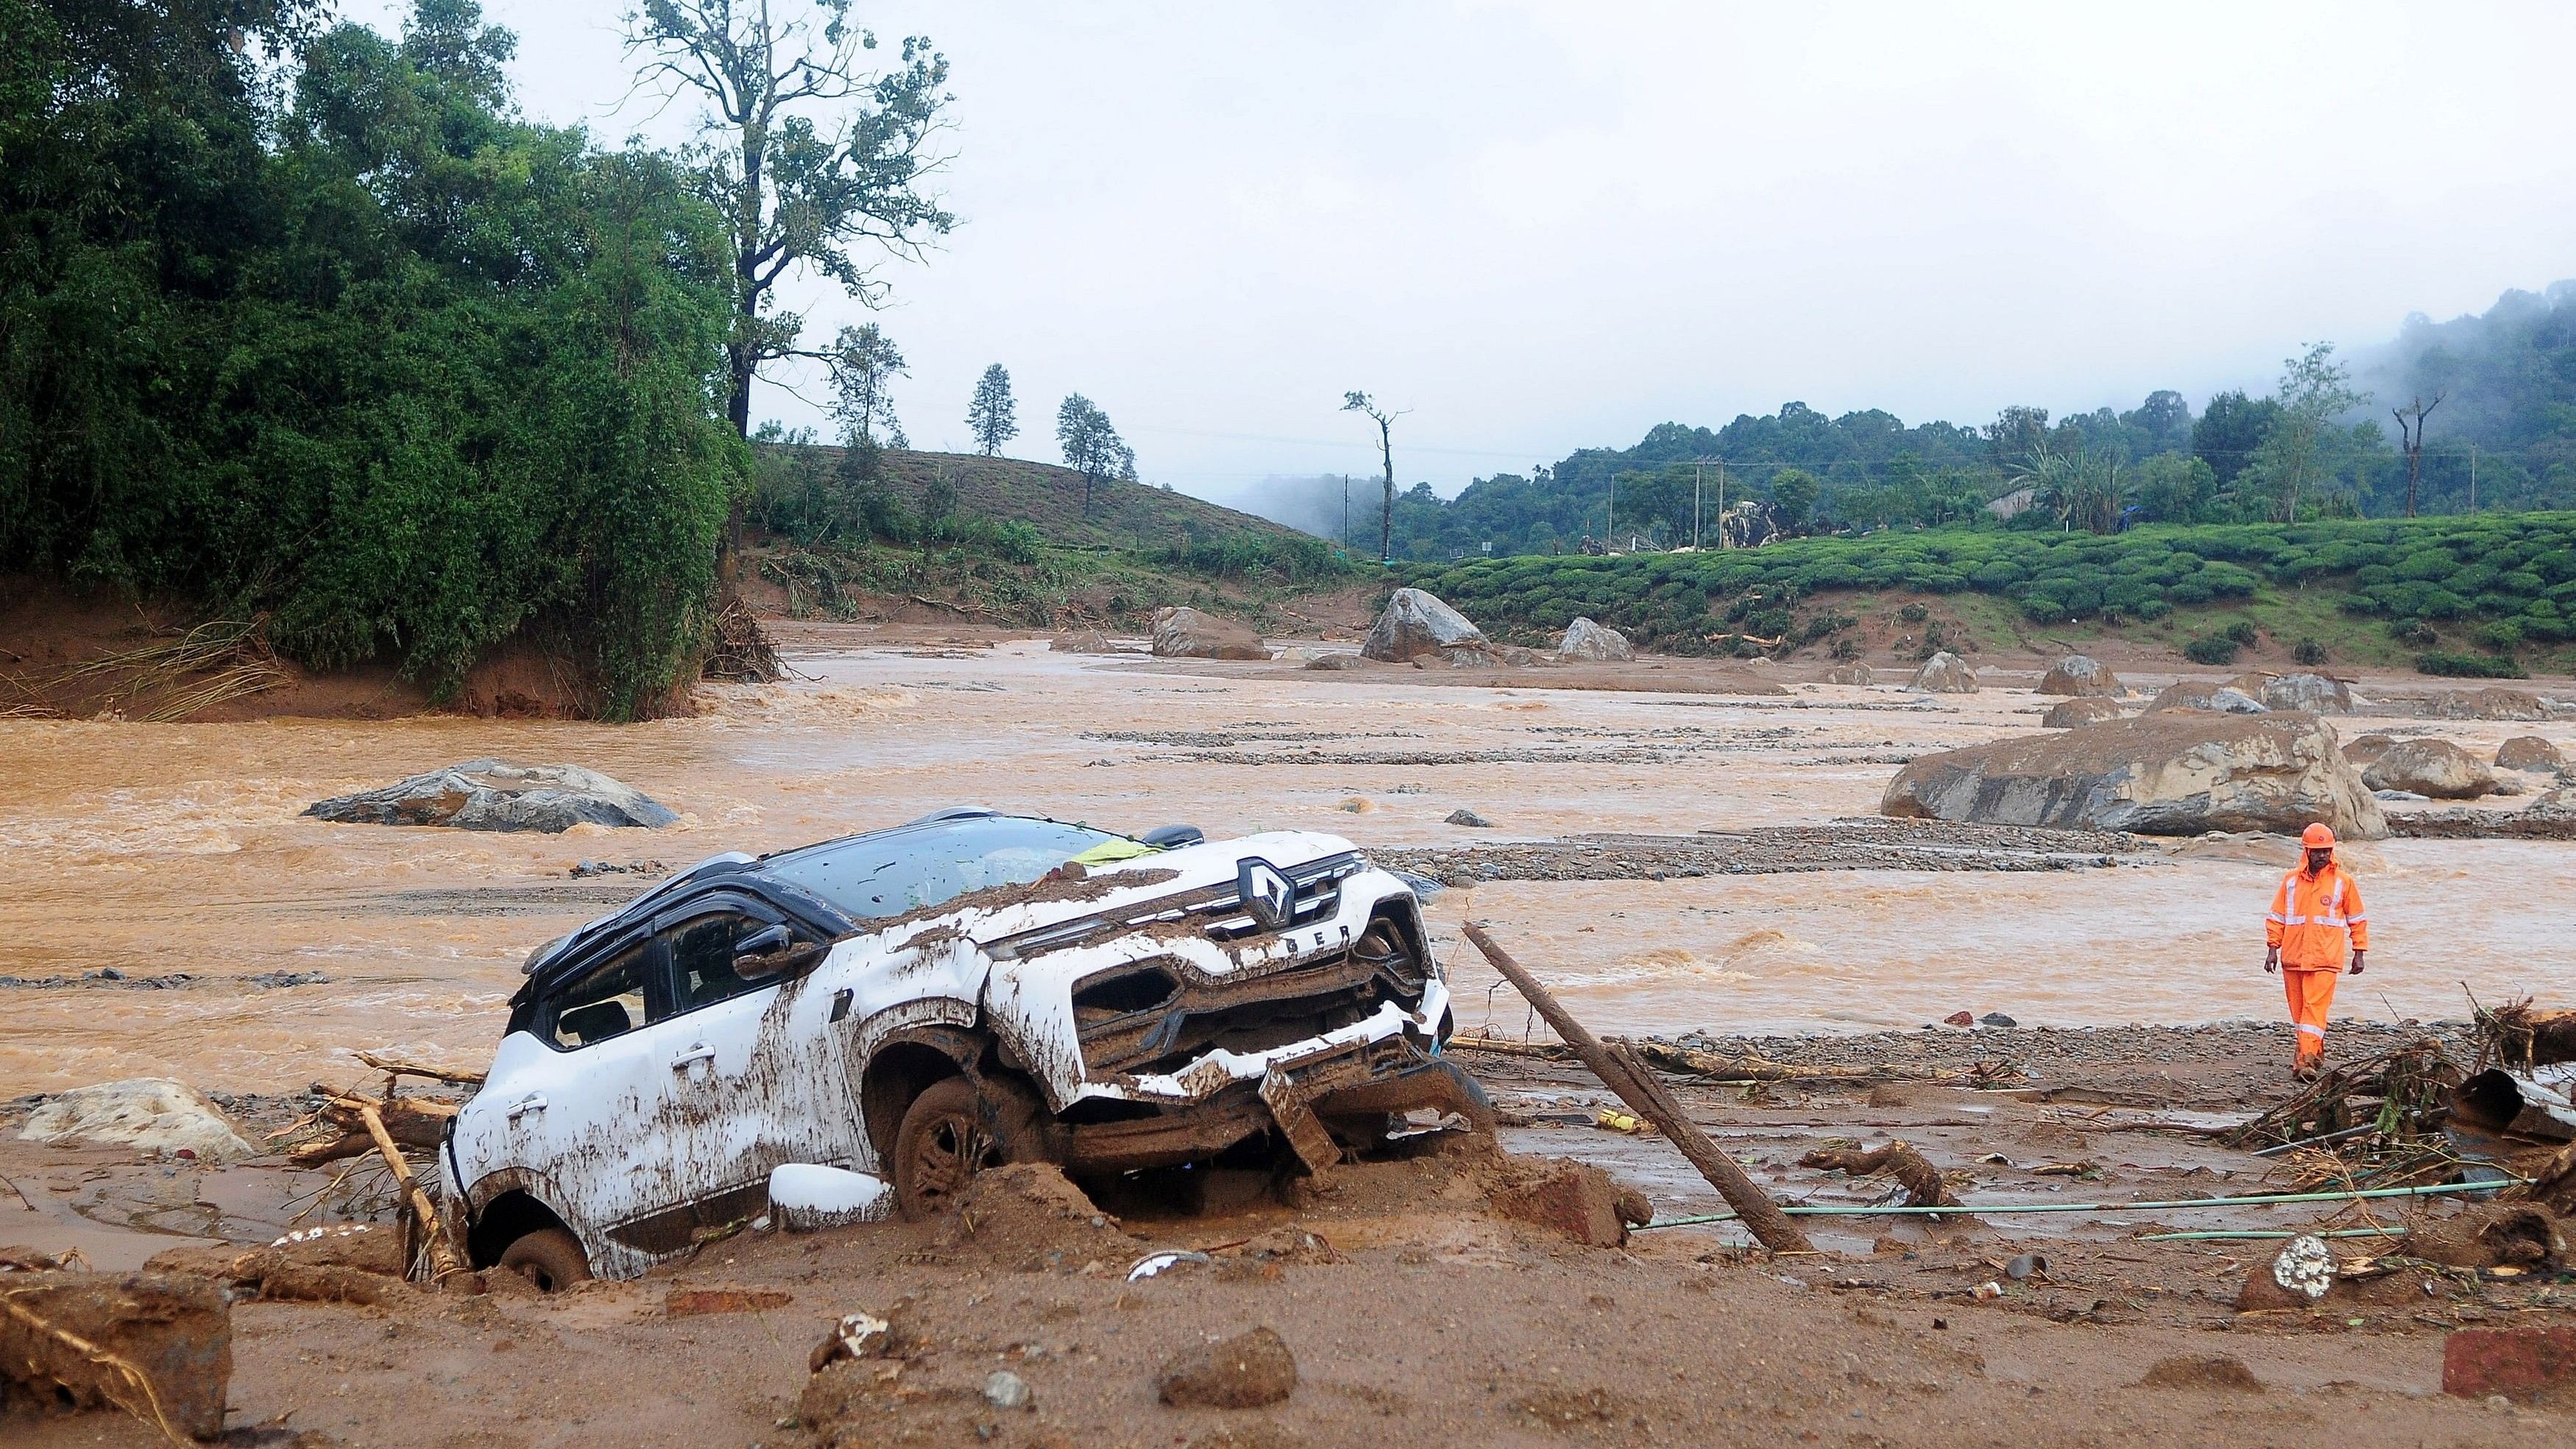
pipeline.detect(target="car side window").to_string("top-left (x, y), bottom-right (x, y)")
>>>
top-left (663, 913), bottom-right (782, 1018)
top-left (546, 943), bottom-right (651, 1049)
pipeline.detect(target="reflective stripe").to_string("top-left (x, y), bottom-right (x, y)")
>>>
top-left (2345, 913), bottom-right (2368, 924)
top-left (2296, 1023), bottom-right (2326, 1037)
top-left (2279, 914), bottom-right (2310, 924)
top-left (2266, 913), bottom-right (2292, 924)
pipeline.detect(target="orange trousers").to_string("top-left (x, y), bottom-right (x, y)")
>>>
top-left (2283, 967), bottom-right (2339, 1063)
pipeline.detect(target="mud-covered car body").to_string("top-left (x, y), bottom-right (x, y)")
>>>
top-left (440, 809), bottom-right (1475, 1280)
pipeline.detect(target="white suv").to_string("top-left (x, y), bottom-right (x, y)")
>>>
top-left (439, 809), bottom-right (1484, 1284)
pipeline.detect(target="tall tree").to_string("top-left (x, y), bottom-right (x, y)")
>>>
top-left (2192, 389), bottom-right (2282, 488)
top-left (2391, 392), bottom-right (2444, 517)
top-left (966, 363), bottom-right (1016, 455)
top-left (2248, 342), bottom-right (2368, 522)
top-left (1342, 392), bottom-right (1406, 562)
top-left (1055, 393), bottom-right (1133, 515)
top-left (1983, 405), bottom-right (2051, 472)
top-left (827, 322), bottom-right (906, 447)
top-left (626, 0), bottom-right (955, 436)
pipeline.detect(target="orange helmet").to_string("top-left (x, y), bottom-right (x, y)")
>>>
top-left (2301, 823), bottom-right (2338, 849)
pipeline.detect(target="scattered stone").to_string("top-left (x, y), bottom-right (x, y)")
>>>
top-left (2037, 655), bottom-right (2121, 697)
top-left (2262, 673), bottom-right (2354, 715)
top-left (2146, 680), bottom-right (2267, 715)
top-left (1487, 1158), bottom-right (1637, 1247)
top-left (1880, 712), bottom-right (2388, 839)
top-left (1907, 651), bottom-right (1976, 694)
top-left (2497, 736), bottom-right (2565, 773)
top-left (1362, 588), bottom-right (1493, 666)
top-left (2533, 787), bottom-right (2576, 815)
top-left (2362, 738), bottom-right (2498, 800)
top-left (1555, 617), bottom-right (1636, 662)
top-left (1156, 1327), bottom-right (1298, 1409)
top-left (1150, 606), bottom-right (1268, 661)
top-left (0, 1272), bottom-right (232, 1439)
top-left (2430, 687), bottom-right (2552, 722)
top-left (2138, 1355), bottom-right (2264, 1392)
top-left (2041, 698), bottom-right (2126, 729)
top-left (2341, 734), bottom-right (2396, 768)
top-left (19, 1079), bottom-right (258, 1163)
top-left (1048, 628), bottom-right (1118, 654)
top-left (1444, 809), bottom-right (1492, 828)
top-left (1942, 1010), bottom-right (1974, 1028)
top-left (1302, 653), bottom-right (1367, 671)
top-left (1827, 663), bottom-right (1875, 686)
top-left (983, 1370), bottom-right (1034, 1411)
top-left (2374, 790), bottom-right (2429, 802)
top-left (305, 759), bottom-right (676, 832)
top-left (1980, 1012), bottom-right (2017, 1028)
top-left (2444, 1326), bottom-right (2576, 1401)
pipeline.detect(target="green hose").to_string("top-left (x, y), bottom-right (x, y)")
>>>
top-left (2137, 1227), bottom-right (2402, 1242)
top-left (1634, 1178), bottom-right (2513, 1232)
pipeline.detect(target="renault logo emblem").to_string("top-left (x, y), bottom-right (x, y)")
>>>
top-left (1236, 857), bottom-right (1293, 930)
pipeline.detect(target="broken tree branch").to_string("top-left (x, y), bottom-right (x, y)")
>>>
top-left (352, 1052), bottom-right (486, 1088)
top-left (355, 1103), bottom-right (459, 1280)
top-left (1463, 922), bottom-right (1814, 1253)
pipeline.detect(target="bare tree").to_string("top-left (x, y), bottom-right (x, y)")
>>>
top-left (626, 0), bottom-right (955, 436)
top-left (2391, 392), bottom-right (2444, 518)
top-left (1342, 392), bottom-right (1406, 562)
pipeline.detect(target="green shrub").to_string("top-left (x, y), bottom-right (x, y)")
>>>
top-left (2389, 620), bottom-right (2440, 648)
top-left (2474, 620), bottom-right (2525, 652)
top-left (2183, 635), bottom-right (2241, 666)
top-left (2293, 640), bottom-right (2328, 666)
top-left (2416, 652), bottom-right (2529, 679)
top-left (2221, 619), bottom-right (2258, 646)
top-left (2137, 598), bottom-right (2173, 620)
top-left (1897, 603), bottom-right (1930, 623)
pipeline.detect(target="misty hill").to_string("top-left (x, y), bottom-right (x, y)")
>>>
top-left (2361, 280), bottom-right (2576, 489)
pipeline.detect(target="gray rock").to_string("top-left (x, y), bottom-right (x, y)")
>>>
top-left (1303, 652), bottom-right (1367, 671)
top-left (2429, 687), bottom-right (2552, 722)
top-left (2532, 787), bottom-right (2576, 815)
top-left (2496, 735), bottom-right (2565, 773)
top-left (1827, 663), bottom-right (1875, 686)
top-left (2262, 673), bottom-right (2353, 715)
top-left (1908, 651), bottom-right (1977, 693)
top-left (1363, 588), bottom-right (1491, 665)
top-left (1047, 628), bottom-right (1118, 654)
top-left (21, 1079), bottom-right (258, 1163)
top-left (2147, 680), bottom-right (2268, 715)
top-left (983, 1370), bottom-right (1033, 1411)
top-left (2042, 698), bottom-right (2126, 730)
top-left (1555, 616), bottom-right (1636, 662)
top-left (1980, 1012), bottom-right (2018, 1028)
top-left (2361, 738), bottom-right (2497, 800)
top-left (2341, 734), bottom-right (2396, 769)
top-left (1880, 712), bottom-right (2387, 839)
top-left (2038, 655), bottom-right (2122, 698)
top-left (1446, 809), bottom-right (1492, 828)
top-left (305, 759), bottom-right (677, 832)
top-left (2373, 789), bottom-right (2429, 802)
top-left (1150, 606), bottom-right (1267, 661)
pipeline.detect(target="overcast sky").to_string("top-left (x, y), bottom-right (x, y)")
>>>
top-left (350, 1), bottom-right (2576, 498)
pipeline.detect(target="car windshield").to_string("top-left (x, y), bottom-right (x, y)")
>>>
top-left (758, 817), bottom-right (1125, 921)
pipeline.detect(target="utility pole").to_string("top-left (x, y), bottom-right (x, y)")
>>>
top-left (1340, 475), bottom-right (1349, 558)
top-left (1607, 471), bottom-right (1616, 553)
top-left (2469, 444), bottom-right (2479, 514)
top-left (1693, 463), bottom-right (1702, 549)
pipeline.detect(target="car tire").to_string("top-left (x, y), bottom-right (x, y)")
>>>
top-left (892, 1074), bottom-right (1043, 1222)
top-left (495, 1227), bottom-right (592, 1292)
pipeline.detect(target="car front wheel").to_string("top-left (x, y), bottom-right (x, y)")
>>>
top-left (892, 1075), bottom-right (1041, 1221)
top-left (495, 1227), bottom-right (592, 1292)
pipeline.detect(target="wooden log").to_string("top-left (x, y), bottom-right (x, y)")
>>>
top-left (1462, 923), bottom-right (1814, 1254)
top-left (356, 1103), bottom-right (459, 1280)
top-left (353, 1051), bottom-right (485, 1087)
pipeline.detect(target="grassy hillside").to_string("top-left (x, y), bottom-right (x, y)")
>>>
top-left (1403, 514), bottom-right (2576, 676)
top-left (770, 445), bottom-right (1321, 553)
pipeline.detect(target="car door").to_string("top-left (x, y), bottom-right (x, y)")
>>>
top-left (640, 901), bottom-right (862, 1241)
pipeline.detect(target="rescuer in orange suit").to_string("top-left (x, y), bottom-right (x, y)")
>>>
top-left (2265, 823), bottom-right (2369, 1081)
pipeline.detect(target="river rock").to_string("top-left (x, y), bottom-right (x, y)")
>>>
top-left (1303, 652), bottom-right (1367, 671)
top-left (1827, 663), bottom-right (1875, 686)
top-left (2362, 738), bottom-right (2497, 800)
top-left (2041, 698), bottom-right (2126, 729)
top-left (1908, 651), bottom-right (1977, 693)
top-left (1363, 588), bottom-right (1492, 665)
top-left (2430, 687), bottom-right (2552, 721)
top-left (2533, 786), bottom-right (2576, 815)
top-left (2147, 680), bottom-right (2268, 715)
top-left (1556, 616), bottom-right (1635, 662)
top-left (1880, 711), bottom-right (2388, 839)
top-left (1047, 628), bottom-right (1117, 654)
top-left (2497, 737), bottom-right (2566, 773)
top-left (2262, 673), bottom-right (2354, 714)
top-left (19, 1079), bottom-right (258, 1163)
top-left (2038, 655), bottom-right (2122, 697)
top-left (0, 1272), bottom-right (232, 1439)
top-left (305, 759), bottom-right (677, 832)
top-left (2341, 734), bottom-right (2396, 768)
top-left (1150, 606), bottom-right (1268, 661)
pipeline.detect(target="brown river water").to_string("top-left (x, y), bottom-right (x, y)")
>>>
top-left (2, 628), bottom-right (2569, 1097)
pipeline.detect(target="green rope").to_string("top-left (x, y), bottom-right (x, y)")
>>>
top-left (1635, 1178), bottom-right (2514, 1232)
top-left (2136, 1227), bottom-right (2402, 1242)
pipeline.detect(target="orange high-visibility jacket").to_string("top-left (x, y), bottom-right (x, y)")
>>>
top-left (2266, 864), bottom-right (2369, 970)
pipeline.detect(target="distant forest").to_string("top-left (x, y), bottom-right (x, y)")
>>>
top-left (1281, 283), bottom-right (2576, 562)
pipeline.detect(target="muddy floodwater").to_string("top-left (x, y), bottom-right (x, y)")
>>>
top-left (3, 627), bottom-right (2571, 1096)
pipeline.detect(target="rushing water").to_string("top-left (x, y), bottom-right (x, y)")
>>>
top-left (2, 631), bottom-right (2569, 1095)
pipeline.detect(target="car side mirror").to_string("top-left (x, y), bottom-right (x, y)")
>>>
top-left (1139, 824), bottom-right (1204, 849)
top-left (734, 924), bottom-right (825, 982)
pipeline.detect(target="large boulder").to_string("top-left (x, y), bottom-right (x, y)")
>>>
top-left (1150, 606), bottom-right (1267, 661)
top-left (1047, 628), bottom-right (1117, 655)
top-left (2497, 736), bottom-right (2566, 773)
top-left (2042, 698), bottom-right (2127, 729)
top-left (2263, 673), bottom-right (2354, 715)
top-left (1908, 651), bottom-right (1977, 693)
top-left (2363, 738), bottom-right (2497, 800)
top-left (20, 1079), bottom-right (258, 1163)
top-left (2430, 687), bottom-right (2552, 722)
top-left (1827, 663), bottom-right (1875, 686)
top-left (1880, 711), bottom-right (2388, 838)
top-left (305, 759), bottom-right (676, 832)
top-left (1362, 588), bottom-right (1491, 665)
top-left (1555, 616), bottom-right (1635, 662)
top-left (2341, 734), bottom-right (2396, 768)
top-left (2038, 655), bottom-right (2122, 697)
top-left (2148, 680), bottom-right (2268, 715)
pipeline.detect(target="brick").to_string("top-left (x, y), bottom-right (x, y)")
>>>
top-left (2444, 1325), bottom-right (2576, 1400)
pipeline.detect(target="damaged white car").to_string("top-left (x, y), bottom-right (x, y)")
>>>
top-left (440, 809), bottom-right (1487, 1284)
